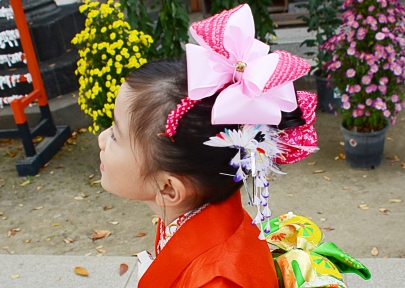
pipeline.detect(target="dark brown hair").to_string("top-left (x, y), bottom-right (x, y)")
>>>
top-left (125, 58), bottom-right (242, 207)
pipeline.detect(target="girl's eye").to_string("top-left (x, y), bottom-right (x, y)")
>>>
top-left (110, 127), bottom-right (117, 141)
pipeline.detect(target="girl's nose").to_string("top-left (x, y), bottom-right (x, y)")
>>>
top-left (98, 128), bottom-right (108, 150)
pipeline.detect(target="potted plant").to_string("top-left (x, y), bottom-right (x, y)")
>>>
top-left (71, 0), bottom-right (153, 133)
top-left (322, 0), bottom-right (405, 168)
top-left (296, 0), bottom-right (343, 113)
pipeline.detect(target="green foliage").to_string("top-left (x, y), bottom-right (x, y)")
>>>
top-left (153, 0), bottom-right (189, 58)
top-left (296, 0), bottom-right (343, 75)
top-left (120, 0), bottom-right (189, 59)
top-left (210, 0), bottom-right (276, 44)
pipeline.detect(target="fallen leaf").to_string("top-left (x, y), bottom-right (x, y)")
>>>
top-left (2, 246), bottom-right (9, 249)
top-left (88, 174), bottom-right (95, 179)
top-left (20, 180), bottom-right (31, 186)
top-left (96, 247), bottom-right (106, 254)
top-left (120, 263), bottom-right (129, 276)
top-left (371, 247), bottom-right (379, 256)
top-left (401, 162), bottom-right (405, 168)
top-left (286, 193), bottom-right (293, 197)
top-left (313, 170), bottom-right (325, 174)
top-left (7, 150), bottom-right (17, 158)
top-left (85, 252), bottom-right (92, 257)
top-left (359, 204), bottom-right (369, 210)
top-left (19, 204), bottom-right (23, 207)
top-left (36, 185), bottom-right (43, 191)
top-left (108, 221), bottom-right (119, 225)
top-left (46, 237), bottom-right (51, 241)
top-left (74, 267), bottom-right (89, 277)
top-left (386, 137), bottom-right (393, 141)
top-left (136, 232), bottom-right (146, 237)
top-left (8, 229), bottom-right (15, 237)
top-left (90, 180), bottom-right (101, 186)
top-left (103, 206), bottom-right (113, 211)
top-left (338, 153), bottom-right (345, 159)
top-left (10, 274), bottom-right (19, 279)
top-left (34, 206), bottom-right (44, 210)
top-left (13, 228), bottom-right (21, 232)
top-left (95, 190), bottom-right (103, 194)
top-left (49, 171), bottom-right (54, 175)
top-left (63, 238), bottom-right (74, 243)
top-left (323, 176), bottom-right (331, 181)
top-left (74, 196), bottom-right (84, 200)
top-left (91, 229), bottom-right (111, 241)
top-left (387, 155), bottom-right (400, 162)
top-left (320, 218), bottom-right (327, 222)
top-left (378, 208), bottom-right (390, 215)
top-left (0, 212), bottom-right (3, 216)
top-left (81, 193), bottom-right (90, 198)
top-left (307, 162), bottom-right (316, 166)
top-left (53, 223), bottom-right (60, 226)
top-left (320, 227), bottom-right (334, 231)
top-left (339, 141), bottom-right (344, 146)
top-left (25, 239), bottom-right (30, 243)
top-left (2, 217), bottom-right (8, 220)
top-left (363, 175), bottom-right (368, 178)
top-left (389, 199), bottom-right (403, 203)
top-left (56, 164), bottom-right (63, 169)
top-left (342, 186), bottom-right (351, 190)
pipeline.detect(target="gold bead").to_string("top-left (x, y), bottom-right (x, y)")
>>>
top-left (235, 61), bottom-right (247, 72)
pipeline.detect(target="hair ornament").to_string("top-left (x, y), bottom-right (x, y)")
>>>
top-left (205, 124), bottom-right (283, 239)
top-left (158, 96), bottom-right (201, 141)
top-left (186, 4), bottom-right (311, 125)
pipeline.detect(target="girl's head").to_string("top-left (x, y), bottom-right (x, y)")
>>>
top-left (99, 58), bottom-right (243, 209)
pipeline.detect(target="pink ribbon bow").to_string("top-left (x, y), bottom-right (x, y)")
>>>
top-left (186, 4), bottom-right (311, 125)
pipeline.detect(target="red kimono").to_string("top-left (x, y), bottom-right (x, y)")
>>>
top-left (138, 191), bottom-right (279, 287)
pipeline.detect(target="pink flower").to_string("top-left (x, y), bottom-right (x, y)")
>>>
top-left (365, 110), bottom-right (371, 116)
top-left (378, 14), bottom-right (387, 23)
top-left (370, 64), bottom-right (379, 73)
top-left (385, 45), bottom-right (395, 54)
top-left (383, 110), bottom-right (391, 117)
top-left (354, 85), bottom-right (361, 93)
top-left (376, 32), bottom-right (385, 40)
top-left (391, 94), bottom-right (399, 102)
top-left (335, 61), bottom-right (342, 69)
top-left (378, 85), bottom-right (387, 94)
top-left (350, 41), bottom-right (356, 48)
top-left (392, 64), bottom-right (402, 76)
top-left (342, 94), bottom-right (349, 102)
top-left (388, 15), bottom-right (395, 23)
top-left (391, 116), bottom-right (396, 125)
top-left (368, 6), bottom-right (375, 12)
top-left (357, 27), bottom-right (367, 40)
top-left (346, 68), bottom-right (356, 78)
top-left (366, 98), bottom-right (373, 106)
top-left (358, 104), bottom-right (365, 109)
top-left (395, 103), bottom-right (402, 112)
top-left (374, 101), bottom-right (384, 110)
top-left (362, 75), bottom-right (371, 85)
top-left (379, 77), bottom-right (388, 85)
top-left (396, 37), bottom-right (405, 46)
top-left (343, 102), bottom-right (351, 109)
top-left (347, 47), bottom-right (356, 55)
top-left (383, 63), bottom-right (390, 70)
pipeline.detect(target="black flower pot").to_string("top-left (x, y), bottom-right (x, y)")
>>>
top-left (314, 70), bottom-right (341, 114)
top-left (340, 123), bottom-right (389, 169)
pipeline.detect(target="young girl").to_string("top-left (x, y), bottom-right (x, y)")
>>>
top-left (98, 4), bottom-right (317, 287)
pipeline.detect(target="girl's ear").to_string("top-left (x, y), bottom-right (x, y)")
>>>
top-left (155, 173), bottom-right (188, 208)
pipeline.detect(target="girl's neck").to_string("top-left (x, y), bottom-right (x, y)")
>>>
top-left (145, 200), bottom-right (197, 226)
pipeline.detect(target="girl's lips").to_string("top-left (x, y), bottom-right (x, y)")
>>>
top-left (100, 163), bottom-right (104, 172)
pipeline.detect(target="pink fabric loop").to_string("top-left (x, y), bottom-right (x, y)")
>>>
top-left (186, 4), bottom-right (311, 126)
top-left (276, 91), bottom-right (318, 164)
